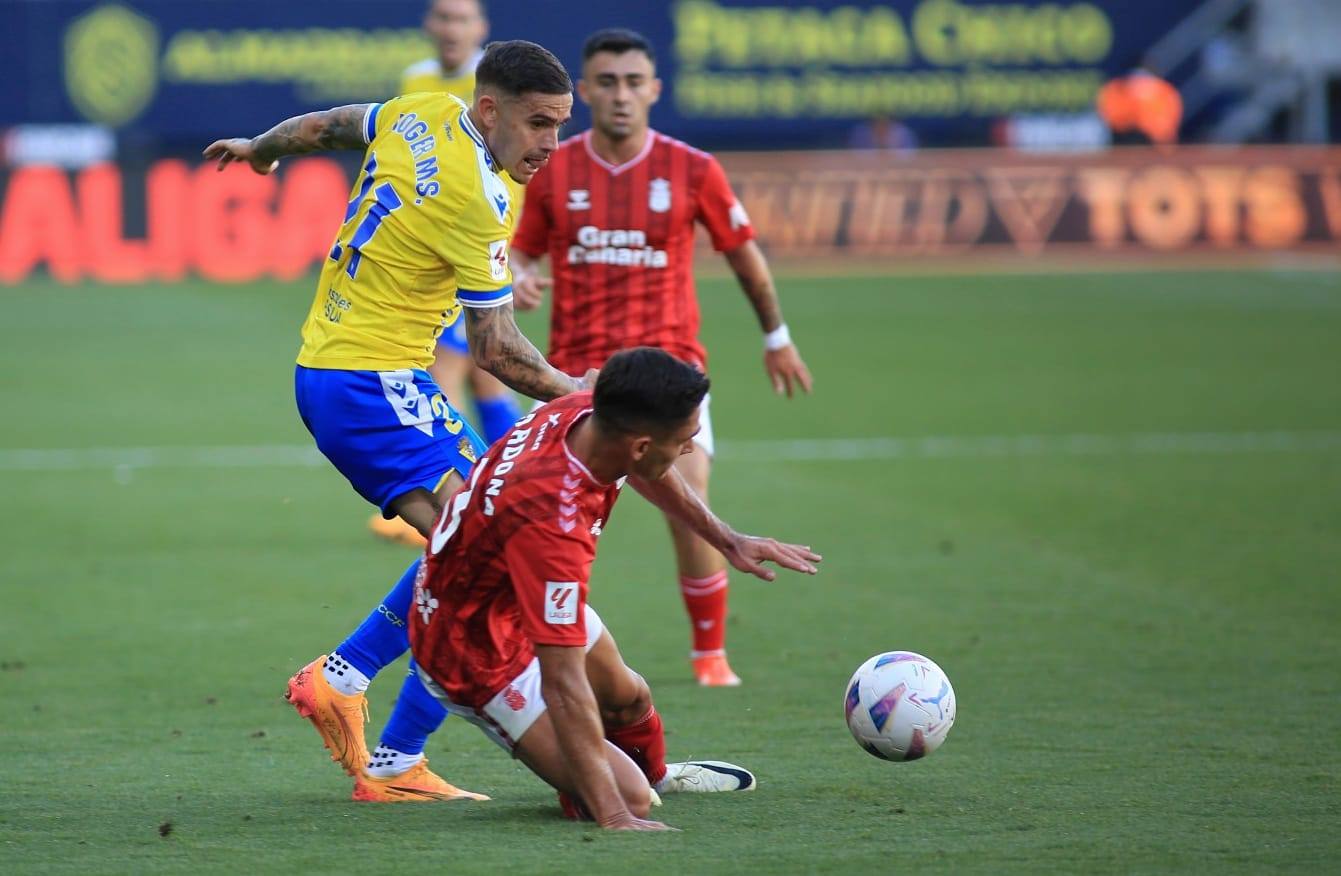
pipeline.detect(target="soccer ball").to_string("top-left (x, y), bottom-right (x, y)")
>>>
top-left (844, 651), bottom-right (956, 761)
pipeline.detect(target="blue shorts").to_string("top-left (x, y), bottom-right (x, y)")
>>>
top-left (436, 314), bottom-right (470, 355)
top-left (294, 365), bottom-right (486, 515)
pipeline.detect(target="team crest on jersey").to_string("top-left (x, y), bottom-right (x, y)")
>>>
top-left (567, 189), bottom-right (590, 211)
top-left (458, 436), bottom-right (478, 464)
top-left (649, 178), bottom-right (672, 213)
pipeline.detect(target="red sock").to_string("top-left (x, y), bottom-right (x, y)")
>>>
top-left (605, 706), bottom-right (667, 786)
top-left (679, 571), bottom-right (729, 655)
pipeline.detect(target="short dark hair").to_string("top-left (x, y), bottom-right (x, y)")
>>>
top-left (594, 348), bottom-right (709, 436)
top-left (475, 40), bottom-right (571, 97)
top-left (581, 28), bottom-right (656, 64)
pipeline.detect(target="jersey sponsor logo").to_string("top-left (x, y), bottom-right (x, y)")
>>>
top-left (502, 685), bottom-right (527, 711)
top-left (568, 226), bottom-right (669, 269)
top-left (567, 189), bottom-right (590, 211)
top-left (545, 582), bottom-right (579, 625)
top-left (649, 178), bottom-right (672, 213)
top-left (488, 240), bottom-right (508, 280)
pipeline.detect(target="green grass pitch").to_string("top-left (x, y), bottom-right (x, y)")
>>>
top-left (2, 268), bottom-right (1339, 873)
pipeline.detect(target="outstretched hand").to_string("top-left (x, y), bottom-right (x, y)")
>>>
top-left (722, 534), bottom-right (821, 581)
top-left (202, 138), bottom-right (279, 175)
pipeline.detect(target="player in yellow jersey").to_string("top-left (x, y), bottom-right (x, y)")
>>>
top-left (364, 0), bottom-right (527, 548)
top-left (203, 40), bottom-right (584, 802)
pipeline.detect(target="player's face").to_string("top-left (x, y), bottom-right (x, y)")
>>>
top-left (424, 0), bottom-right (487, 70)
top-left (578, 50), bottom-right (660, 142)
top-left (630, 410), bottom-right (701, 481)
top-left (481, 91), bottom-right (573, 183)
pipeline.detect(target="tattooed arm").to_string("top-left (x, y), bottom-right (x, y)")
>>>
top-left (463, 303), bottom-right (590, 402)
top-left (202, 104), bottom-right (373, 174)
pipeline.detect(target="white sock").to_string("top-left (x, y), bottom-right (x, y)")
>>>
top-left (366, 744), bottom-right (424, 778)
top-left (322, 652), bottom-right (371, 697)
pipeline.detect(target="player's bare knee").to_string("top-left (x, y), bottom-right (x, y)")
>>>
top-left (626, 783), bottom-right (652, 819)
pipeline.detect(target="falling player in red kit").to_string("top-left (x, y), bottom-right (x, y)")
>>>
top-left (512, 29), bottom-right (813, 687)
top-left (410, 348), bottom-right (820, 828)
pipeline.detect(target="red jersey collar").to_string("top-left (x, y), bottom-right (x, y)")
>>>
top-left (560, 408), bottom-right (616, 487)
top-left (582, 129), bottom-right (656, 176)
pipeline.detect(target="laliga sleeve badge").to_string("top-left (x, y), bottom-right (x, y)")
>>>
top-left (488, 240), bottom-right (508, 280)
top-left (544, 582), bottom-right (578, 625)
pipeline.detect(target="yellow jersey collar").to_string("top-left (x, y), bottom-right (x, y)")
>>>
top-left (459, 108), bottom-right (500, 174)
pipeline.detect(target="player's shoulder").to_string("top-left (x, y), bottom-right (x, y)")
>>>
top-left (401, 57), bottom-right (441, 79)
top-left (374, 90), bottom-right (468, 139)
top-left (651, 129), bottom-right (715, 164)
top-left (551, 131), bottom-right (587, 159)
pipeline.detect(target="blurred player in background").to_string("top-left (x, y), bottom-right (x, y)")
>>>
top-left (205, 40), bottom-right (585, 802)
top-left (370, 0), bottom-right (524, 546)
top-left (411, 347), bottom-right (820, 826)
top-left (511, 29), bottom-right (813, 687)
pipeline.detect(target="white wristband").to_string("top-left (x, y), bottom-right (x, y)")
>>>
top-left (764, 324), bottom-right (792, 351)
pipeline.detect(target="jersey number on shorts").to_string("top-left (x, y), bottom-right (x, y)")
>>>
top-left (329, 152), bottom-right (404, 280)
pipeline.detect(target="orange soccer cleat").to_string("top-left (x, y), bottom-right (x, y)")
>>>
top-left (692, 652), bottom-right (742, 687)
top-left (352, 759), bottom-right (490, 803)
top-left (368, 513), bottom-right (426, 548)
top-left (284, 655), bottom-right (371, 776)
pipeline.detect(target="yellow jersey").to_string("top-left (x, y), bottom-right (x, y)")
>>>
top-left (297, 92), bottom-right (517, 371)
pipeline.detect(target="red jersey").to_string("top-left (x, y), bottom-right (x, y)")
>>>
top-left (512, 130), bottom-right (755, 373)
top-left (409, 391), bottom-right (624, 707)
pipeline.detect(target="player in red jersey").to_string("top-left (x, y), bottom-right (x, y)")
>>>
top-left (410, 348), bottom-right (820, 828)
top-left (511, 29), bottom-right (813, 687)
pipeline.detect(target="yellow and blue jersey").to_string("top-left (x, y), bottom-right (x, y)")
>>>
top-left (296, 91), bottom-right (516, 371)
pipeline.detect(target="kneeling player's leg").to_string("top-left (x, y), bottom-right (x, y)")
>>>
top-left (584, 618), bottom-right (668, 787)
top-left (584, 607), bottom-right (756, 796)
top-left (513, 711), bottom-right (653, 820)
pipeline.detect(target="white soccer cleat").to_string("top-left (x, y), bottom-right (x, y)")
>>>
top-left (656, 760), bottom-right (756, 793)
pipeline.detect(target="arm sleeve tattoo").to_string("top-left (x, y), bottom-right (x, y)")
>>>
top-left (463, 304), bottom-right (581, 402)
top-left (251, 104), bottom-right (372, 164)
